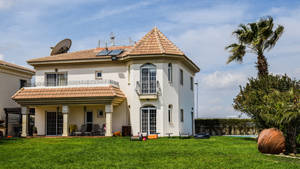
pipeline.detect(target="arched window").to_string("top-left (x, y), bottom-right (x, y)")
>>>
top-left (141, 105), bottom-right (156, 134)
top-left (140, 63), bottom-right (156, 94)
top-left (168, 104), bottom-right (173, 123)
top-left (168, 63), bottom-right (172, 82)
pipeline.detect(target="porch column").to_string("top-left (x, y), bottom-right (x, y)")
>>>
top-left (105, 104), bottom-right (113, 136)
top-left (21, 107), bottom-right (29, 137)
top-left (62, 105), bottom-right (69, 136)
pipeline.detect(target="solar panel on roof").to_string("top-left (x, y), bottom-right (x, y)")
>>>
top-left (96, 49), bottom-right (111, 56)
top-left (109, 49), bottom-right (124, 56)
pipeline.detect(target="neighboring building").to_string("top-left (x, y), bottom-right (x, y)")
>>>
top-left (12, 27), bottom-right (200, 137)
top-left (0, 60), bottom-right (34, 136)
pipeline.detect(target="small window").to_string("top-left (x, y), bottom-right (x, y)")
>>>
top-left (168, 63), bottom-right (172, 82)
top-left (190, 77), bottom-right (194, 91)
top-left (97, 110), bottom-right (104, 118)
top-left (95, 71), bottom-right (102, 79)
top-left (180, 69), bottom-right (183, 85)
top-left (180, 109), bottom-right (184, 122)
top-left (168, 105), bottom-right (173, 123)
top-left (20, 79), bottom-right (27, 88)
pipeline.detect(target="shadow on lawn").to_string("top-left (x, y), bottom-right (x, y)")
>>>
top-left (240, 137), bottom-right (257, 142)
top-left (0, 138), bottom-right (24, 145)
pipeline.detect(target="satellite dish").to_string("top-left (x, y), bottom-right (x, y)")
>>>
top-left (50, 39), bottom-right (72, 56)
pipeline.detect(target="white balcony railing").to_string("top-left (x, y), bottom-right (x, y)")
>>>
top-left (135, 81), bottom-right (161, 95)
top-left (25, 79), bottom-right (120, 88)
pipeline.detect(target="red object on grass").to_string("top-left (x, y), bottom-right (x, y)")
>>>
top-left (7, 136), bottom-right (12, 138)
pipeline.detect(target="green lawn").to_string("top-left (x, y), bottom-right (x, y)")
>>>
top-left (0, 136), bottom-right (299, 169)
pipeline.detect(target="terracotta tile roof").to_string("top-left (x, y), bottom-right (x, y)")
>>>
top-left (12, 86), bottom-right (125, 100)
top-left (0, 60), bottom-right (35, 74)
top-left (127, 27), bottom-right (185, 56)
top-left (27, 46), bottom-right (132, 63)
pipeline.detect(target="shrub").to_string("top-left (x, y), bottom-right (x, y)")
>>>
top-left (233, 74), bottom-right (300, 154)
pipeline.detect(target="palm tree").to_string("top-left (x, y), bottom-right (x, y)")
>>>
top-left (226, 16), bottom-right (284, 77)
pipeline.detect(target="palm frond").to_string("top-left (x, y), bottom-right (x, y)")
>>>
top-left (226, 44), bottom-right (246, 64)
top-left (264, 25), bottom-right (284, 50)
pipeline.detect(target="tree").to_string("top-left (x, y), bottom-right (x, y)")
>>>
top-left (233, 74), bottom-right (300, 154)
top-left (226, 16), bottom-right (284, 77)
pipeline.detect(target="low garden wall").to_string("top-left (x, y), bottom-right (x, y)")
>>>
top-left (195, 119), bottom-right (259, 136)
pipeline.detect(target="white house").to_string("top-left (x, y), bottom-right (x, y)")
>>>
top-left (12, 27), bottom-right (200, 137)
top-left (0, 60), bottom-right (34, 136)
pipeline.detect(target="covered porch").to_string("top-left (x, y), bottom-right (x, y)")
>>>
top-left (12, 85), bottom-right (127, 137)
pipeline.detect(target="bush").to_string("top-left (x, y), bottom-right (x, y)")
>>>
top-left (233, 74), bottom-right (300, 153)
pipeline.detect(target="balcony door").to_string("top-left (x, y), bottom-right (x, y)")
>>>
top-left (141, 106), bottom-right (156, 135)
top-left (46, 112), bottom-right (63, 135)
top-left (141, 63), bottom-right (156, 94)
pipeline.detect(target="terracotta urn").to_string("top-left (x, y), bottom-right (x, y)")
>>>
top-left (257, 128), bottom-right (285, 154)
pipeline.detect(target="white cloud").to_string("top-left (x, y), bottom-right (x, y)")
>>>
top-left (0, 53), bottom-right (3, 60)
top-left (201, 71), bottom-right (247, 89)
top-left (79, 1), bottom-right (154, 23)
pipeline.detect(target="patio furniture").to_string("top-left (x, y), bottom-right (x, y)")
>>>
top-left (92, 124), bottom-right (105, 136)
top-left (82, 124), bottom-right (92, 136)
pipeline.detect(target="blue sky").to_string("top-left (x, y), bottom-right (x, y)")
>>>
top-left (0, 0), bottom-right (299, 118)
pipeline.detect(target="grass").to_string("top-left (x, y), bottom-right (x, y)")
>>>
top-left (0, 136), bottom-right (299, 169)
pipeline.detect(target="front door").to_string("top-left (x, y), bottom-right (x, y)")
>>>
top-left (141, 106), bottom-right (156, 135)
top-left (46, 112), bottom-right (63, 135)
top-left (86, 111), bottom-right (93, 132)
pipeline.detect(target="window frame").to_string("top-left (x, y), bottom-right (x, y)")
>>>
top-left (180, 69), bottom-right (183, 85)
top-left (97, 109), bottom-right (105, 118)
top-left (95, 71), bottom-right (103, 80)
top-left (20, 79), bottom-right (27, 88)
top-left (140, 63), bottom-right (157, 94)
top-left (45, 72), bottom-right (68, 87)
top-left (190, 76), bottom-right (194, 91)
top-left (168, 63), bottom-right (172, 83)
top-left (168, 104), bottom-right (173, 123)
top-left (180, 109), bottom-right (184, 122)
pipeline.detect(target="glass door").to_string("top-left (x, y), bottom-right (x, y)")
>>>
top-left (86, 111), bottom-right (93, 132)
top-left (46, 112), bottom-right (63, 135)
top-left (141, 106), bottom-right (156, 135)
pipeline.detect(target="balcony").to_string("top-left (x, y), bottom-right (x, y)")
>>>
top-left (25, 79), bottom-right (120, 88)
top-left (135, 81), bottom-right (161, 100)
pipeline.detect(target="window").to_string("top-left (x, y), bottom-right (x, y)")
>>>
top-left (140, 63), bottom-right (156, 94)
top-left (168, 63), bottom-right (172, 82)
top-left (190, 77), bottom-right (194, 91)
top-left (141, 106), bottom-right (157, 134)
top-left (97, 110), bottom-right (104, 118)
top-left (168, 105), bottom-right (173, 123)
top-left (20, 79), bottom-right (27, 88)
top-left (95, 71), bottom-right (102, 79)
top-left (180, 69), bottom-right (183, 85)
top-left (180, 109), bottom-right (184, 122)
top-left (46, 72), bottom-right (67, 86)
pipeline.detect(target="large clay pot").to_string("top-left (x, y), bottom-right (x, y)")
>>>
top-left (257, 128), bottom-right (285, 154)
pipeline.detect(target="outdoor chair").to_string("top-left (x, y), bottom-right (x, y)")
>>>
top-left (82, 124), bottom-right (92, 136)
top-left (92, 124), bottom-right (104, 136)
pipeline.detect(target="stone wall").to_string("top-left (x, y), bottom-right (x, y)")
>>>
top-left (195, 119), bottom-right (259, 136)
